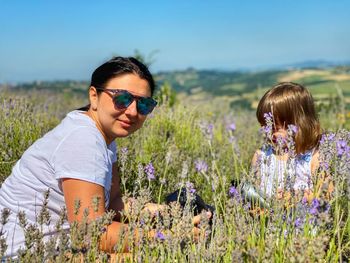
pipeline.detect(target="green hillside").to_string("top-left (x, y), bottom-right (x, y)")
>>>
top-left (2, 66), bottom-right (350, 111)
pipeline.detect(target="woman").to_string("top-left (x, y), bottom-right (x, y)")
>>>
top-left (0, 57), bottom-right (182, 257)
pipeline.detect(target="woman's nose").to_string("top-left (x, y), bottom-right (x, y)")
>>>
top-left (125, 100), bottom-right (138, 116)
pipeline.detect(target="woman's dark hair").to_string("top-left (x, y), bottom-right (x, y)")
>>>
top-left (91, 56), bottom-right (155, 95)
top-left (78, 56), bottom-right (155, 111)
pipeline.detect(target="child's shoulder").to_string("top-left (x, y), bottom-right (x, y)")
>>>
top-left (259, 144), bottom-right (274, 156)
top-left (252, 145), bottom-right (273, 164)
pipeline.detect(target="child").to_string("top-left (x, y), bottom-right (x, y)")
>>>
top-left (252, 82), bottom-right (324, 201)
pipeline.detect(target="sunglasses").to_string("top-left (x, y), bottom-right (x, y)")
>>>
top-left (95, 87), bottom-right (157, 115)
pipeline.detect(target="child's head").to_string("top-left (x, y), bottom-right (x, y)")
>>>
top-left (256, 82), bottom-right (321, 154)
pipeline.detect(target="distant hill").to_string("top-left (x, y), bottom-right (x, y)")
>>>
top-left (156, 64), bottom-right (350, 97)
top-left (2, 62), bottom-right (350, 110)
top-left (279, 60), bottom-right (350, 70)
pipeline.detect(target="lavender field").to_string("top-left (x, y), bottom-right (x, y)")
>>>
top-left (0, 87), bottom-right (350, 262)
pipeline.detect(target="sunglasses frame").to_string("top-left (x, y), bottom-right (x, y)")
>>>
top-left (95, 87), bottom-right (157, 115)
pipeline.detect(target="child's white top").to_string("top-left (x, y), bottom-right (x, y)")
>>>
top-left (0, 110), bottom-right (117, 257)
top-left (258, 145), bottom-right (313, 198)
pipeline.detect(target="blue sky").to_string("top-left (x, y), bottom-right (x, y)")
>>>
top-left (1, 0), bottom-right (350, 82)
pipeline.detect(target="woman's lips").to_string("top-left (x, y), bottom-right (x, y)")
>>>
top-left (118, 119), bottom-right (132, 128)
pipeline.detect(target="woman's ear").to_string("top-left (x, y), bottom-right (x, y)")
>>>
top-left (89, 86), bottom-right (98, 111)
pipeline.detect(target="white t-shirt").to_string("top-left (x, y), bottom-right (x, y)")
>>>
top-left (0, 110), bottom-right (117, 257)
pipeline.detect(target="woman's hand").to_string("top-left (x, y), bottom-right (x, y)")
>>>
top-left (192, 210), bottom-right (213, 226)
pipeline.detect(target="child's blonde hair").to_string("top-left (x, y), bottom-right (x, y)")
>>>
top-left (256, 82), bottom-right (321, 154)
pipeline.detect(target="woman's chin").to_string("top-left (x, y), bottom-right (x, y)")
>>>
top-left (114, 128), bottom-right (135, 138)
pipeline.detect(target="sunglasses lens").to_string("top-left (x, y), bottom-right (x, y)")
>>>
top-left (137, 97), bottom-right (157, 115)
top-left (113, 92), bottom-right (133, 109)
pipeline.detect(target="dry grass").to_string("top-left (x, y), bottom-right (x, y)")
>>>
top-left (279, 69), bottom-right (350, 82)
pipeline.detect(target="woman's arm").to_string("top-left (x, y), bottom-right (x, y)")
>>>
top-left (62, 178), bottom-right (136, 252)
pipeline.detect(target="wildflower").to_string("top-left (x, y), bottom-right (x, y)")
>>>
top-left (261, 112), bottom-right (273, 140)
top-left (228, 186), bottom-right (239, 198)
top-left (199, 121), bottom-right (214, 141)
top-left (319, 161), bottom-right (330, 171)
top-left (276, 135), bottom-right (287, 153)
top-left (287, 124), bottom-right (298, 135)
top-left (194, 159), bottom-right (208, 173)
top-left (260, 113), bottom-right (274, 142)
top-left (145, 162), bottom-right (155, 180)
top-left (155, 231), bottom-right (166, 241)
top-left (264, 112), bottom-right (273, 123)
top-left (320, 132), bottom-right (335, 144)
top-left (227, 122), bottom-right (236, 132)
top-left (121, 147), bottom-right (128, 155)
top-left (120, 147), bottom-right (129, 173)
top-left (336, 139), bottom-right (350, 157)
top-left (309, 198), bottom-right (320, 216)
top-left (294, 217), bottom-right (303, 228)
top-left (207, 124), bottom-right (214, 137)
top-left (186, 181), bottom-right (196, 194)
top-left (301, 196), bottom-right (308, 205)
top-left (260, 125), bottom-right (272, 139)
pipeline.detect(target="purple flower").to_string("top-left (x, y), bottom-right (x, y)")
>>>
top-left (145, 162), bottom-right (155, 180)
top-left (264, 126), bottom-right (271, 133)
top-left (194, 159), bottom-right (208, 173)
top-left (320, 161), bottom-right (330, 171)
top-left (229, 186), bottom-right (239, 198)
top-left (336, 139), bottom-right (350, 157)
top-left (311, 198), bottom-right (320, 208)
top-left (227, 122), bottom-right (236, 132)
top-left (264, 112), bottom-right (273, 122)
top-left (207, 124), bottom-right (214, 137)
top-left (186, 181), bottom-right (196, 194)
top-left (121, 147), bottom-right (128, 154)
top-left (155, 231), bottom-right (166, 241)
top-left (320, 132), bottom-right (336, 144)
top-left (294, 218), bottom-right (303, 228)
top-left (276, 135), bottom-right (287, 149)
top-left (287, 124), bottom-right (298, 134)
top-left (309, 198), bottom-right (320, 215)
top-left (301, 196), bottom-right (308, 205)
top-left (199, 121), bottom-right (214, 140)
top-left (328, 133), bottom-right (336, 142)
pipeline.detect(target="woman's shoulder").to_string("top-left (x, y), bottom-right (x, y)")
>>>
top-left (54, 111), bottom-right (102, 140)
top-left (48, 112), bottom-right (107, 155)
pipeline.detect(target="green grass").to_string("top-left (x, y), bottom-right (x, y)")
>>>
top-left (1, 87), bottom-right (350, 262)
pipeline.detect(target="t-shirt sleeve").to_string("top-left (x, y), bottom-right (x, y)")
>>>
top-left (109, 141), bottom-right (117, 164)
top-left (52, 127), bottom-right (111, 188)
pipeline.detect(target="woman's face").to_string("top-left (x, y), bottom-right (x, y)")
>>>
top-left (88, 73), bottom-right (151, 143)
